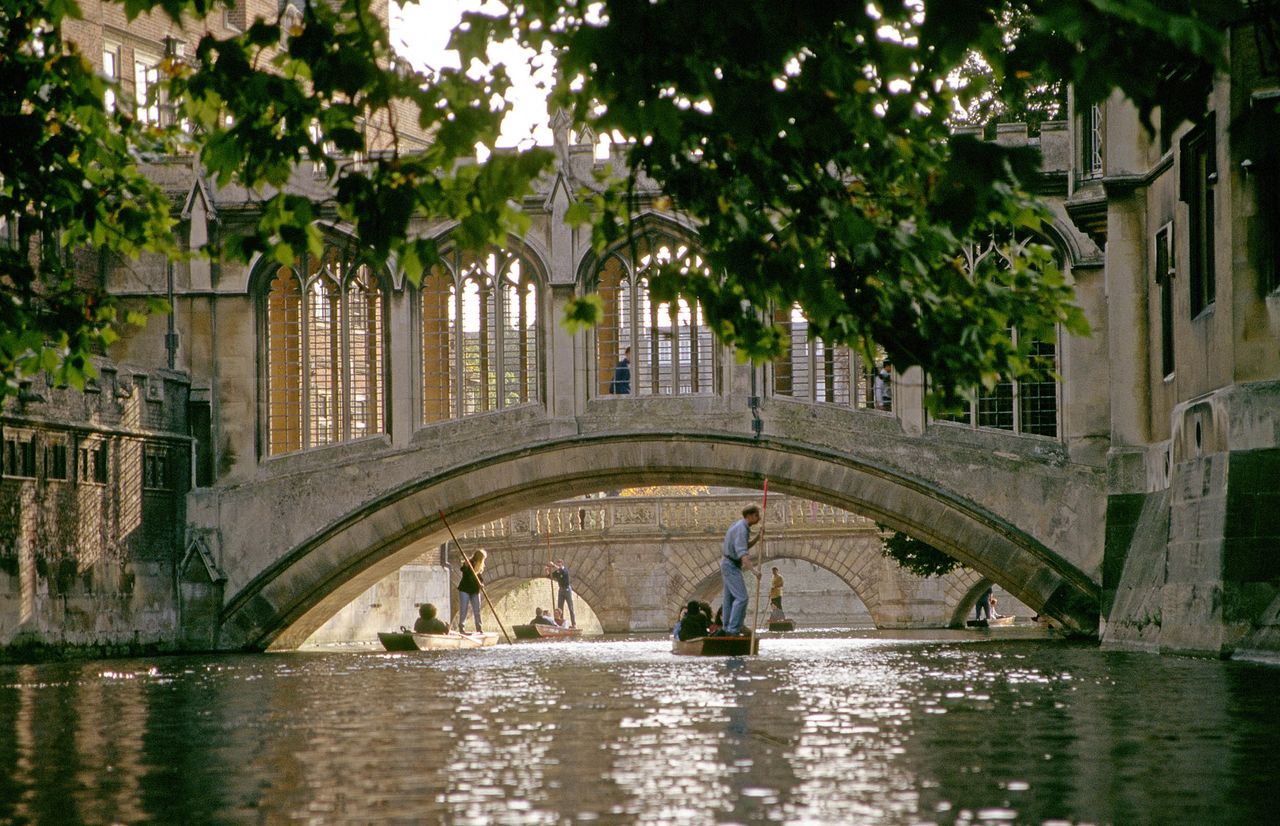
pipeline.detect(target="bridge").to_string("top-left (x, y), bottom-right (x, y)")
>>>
top-left (188, 389), bottom-right (1105, 649)
top-left (418, 492), bottom-right (987, 633)
top-left (174, 122), bottom-right (1107, 651)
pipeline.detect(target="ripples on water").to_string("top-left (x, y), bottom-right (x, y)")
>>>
top-left (1, 633), bottom-right (1278, 825)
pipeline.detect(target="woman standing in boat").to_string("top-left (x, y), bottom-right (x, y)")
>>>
top-left (457, 549), bottom-right (487, 633)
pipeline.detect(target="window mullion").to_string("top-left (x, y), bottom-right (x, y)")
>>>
top-left (301, 278), bottom-right (313, 449)
top-left (337, 280), bottom-right (347, 442)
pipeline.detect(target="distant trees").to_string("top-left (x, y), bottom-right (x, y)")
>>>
top-left (877, 526), bottom-right (961, 578)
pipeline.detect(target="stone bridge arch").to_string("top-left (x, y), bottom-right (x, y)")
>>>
top-left (452, 547), bottom-right (614, 630)
top-left (432, 496), bottom-right (984, 633)
top-left (208, 428), bottom-right (1104, 651)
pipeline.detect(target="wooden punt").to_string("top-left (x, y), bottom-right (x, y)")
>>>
top-left (965, 615), bottom-right (1015, 628)
top-left (377, 630), bottom-right (499, 651)
top-left (767, 619), bottom-right (797, 632)
top-left (513, 623), bottom-right (583, 640)
top-left (672, 634), bottom-right (755, 656)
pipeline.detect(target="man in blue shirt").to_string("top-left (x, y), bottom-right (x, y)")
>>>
top-left (547, 559), bottom-right (577, 627)
top-left (719, 504), bottom-right (764, 636)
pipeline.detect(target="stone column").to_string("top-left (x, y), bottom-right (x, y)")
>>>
top-left (895, 366), bottom-right (925, 437)
top-left (545, 283), bottom-right (580, 420)
top-left (386, 287), bottom-right (415, 447)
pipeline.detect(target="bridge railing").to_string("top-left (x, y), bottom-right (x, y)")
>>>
top-left (458, 494), bottom-right (876, 542)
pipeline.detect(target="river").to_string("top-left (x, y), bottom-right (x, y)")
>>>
top-left (1, 630), bottom-right (1277, 825)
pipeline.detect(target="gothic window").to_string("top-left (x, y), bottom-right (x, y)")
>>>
top-left (1181, 116), bottom-right (1216, 317)
top-left (262, 242), bottom-right (385, 456)
top-left (932, 234), bottom-right (1061, 438)
top-left (420, 246), bottom-right (539, 423)
top-left (592, 232), bottom-right (715, 397)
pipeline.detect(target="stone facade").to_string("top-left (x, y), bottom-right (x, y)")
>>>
top-left (3, 10), bottom-right (1276, 661)
top-left (0, 368), bottom-right (195, 659)
top-left (1080, 22), bottom-right (1280, 658)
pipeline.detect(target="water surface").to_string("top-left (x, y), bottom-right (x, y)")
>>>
top-left (1, 632), bottom-right (1277, 825)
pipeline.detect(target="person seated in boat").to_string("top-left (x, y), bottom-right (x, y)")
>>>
top-left (671, 603), bottom-right (692, 638)
top-left (989, 594), bottom-right (1000, 619)
top-left (553, 609), bottom-right (567, 627)
top-left (531, 607), bottom-right (557, 626)
top-left (413, 603), bottom-right (450, 635)
top-left (768, 605), bottom-right (786, 623)
top-left (678, 601), bottom-right (710, 641)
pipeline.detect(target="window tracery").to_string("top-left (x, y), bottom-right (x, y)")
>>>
top-left (420, 246), bottom-right (539, 423)
top-left (592, 232), bottom-right (716, 397)
top-left (263, 242), bottom-right (384, 456)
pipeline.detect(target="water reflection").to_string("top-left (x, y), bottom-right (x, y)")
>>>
top-left (0, 636), bottom-right (1278, 824)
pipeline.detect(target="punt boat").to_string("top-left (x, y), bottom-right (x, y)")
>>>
top-left (512, 624), bottom-right (584, 640)
top-left (767, 619), bottom-right (797, 632)
top-left (377, 630), bottom-right (499, 651)
top-left (672, 634), bottom-right (755, 656)
top-left (965, 615), bottom-right (1015, 628)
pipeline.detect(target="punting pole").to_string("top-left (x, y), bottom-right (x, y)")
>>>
top-left (751, 478), bottom-right (769, 655)
top-left (545, 519), bottom-right (556, 611)
top-left (439, 510), bottom-right (514, 644)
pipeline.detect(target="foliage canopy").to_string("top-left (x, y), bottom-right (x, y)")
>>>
top-left (1, 0), bottom-right (1239, 403)
top-left (877, 525), bottom-right (961, 578)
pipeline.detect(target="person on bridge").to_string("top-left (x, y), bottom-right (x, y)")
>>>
top-left (717, 504), bottom-right (764, 636)
top-left (609, 346), bottom-right (631, 394)
top-left (457, 549), bottom-right (487, 633)
top-left (769, 567), bottom-right (785, 614)
top-left (874, 360), bottom-right (892, 410)
top-left (546, 559), bottom-right (577, 627)
top-left (413, 603), bottom-right (450, 635)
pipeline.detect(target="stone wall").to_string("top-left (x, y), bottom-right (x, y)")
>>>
top-left (0, 366), bottom-right (193, 661)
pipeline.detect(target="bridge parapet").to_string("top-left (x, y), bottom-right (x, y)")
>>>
top-left (458, 494), bottom-right (875, 545)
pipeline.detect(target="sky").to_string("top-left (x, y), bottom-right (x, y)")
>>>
top-left (390, 0), bottom-right (554, 148)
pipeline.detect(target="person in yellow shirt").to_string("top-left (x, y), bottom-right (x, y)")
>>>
top-left (769, 567), bottom-right (785, 617)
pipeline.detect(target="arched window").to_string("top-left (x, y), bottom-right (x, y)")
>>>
top-left (420, 246), bottom-right (539, 423)
top-left (934, 234), bottom-right (1061, 438)
top-left (592, 232), bottom-right (715, 396)
top-left (262, 242), bottom-right (385, 456)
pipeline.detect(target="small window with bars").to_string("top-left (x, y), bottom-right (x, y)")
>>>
top-left (143, 447), bottom-right (169, 490)
top-left (1082, 103), bottom-right (1103, 179)
top-left (1180, 115), bottom-right (1217, 317)
top-left (79, 441), bottom-right (109, 485)
top-left (45, 441), bottom-right (69, 481)
top-left (1155, 223), bottom-right (1176, 378)
top-left (3, 431), bottom-right (37, 478)
top-left (102, 43), bottom-right (121, 113)
top-left (931, 330), bottom-right (1060, 439)
top-left (134, 53), bottom-right (162, 126)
